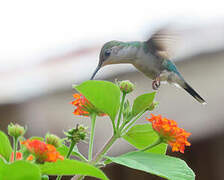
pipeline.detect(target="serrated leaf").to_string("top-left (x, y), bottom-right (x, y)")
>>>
top-left (74, 80), bottom-right (121, 121)
top-left (132, 92), bottom-right (156, 117)
top-left (0, 131), bottom-right (13, 162)
top-left (123, 124), bottom-right (167, 154)
top-left (39, 159), bottom-right (109, 180)
top-left (107, 151), bottom-right (195, 180)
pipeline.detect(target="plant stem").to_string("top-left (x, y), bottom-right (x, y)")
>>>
top-left (140, 138), bottom-right (163, 152)
top-left (116, 92), bottom-right (126, 130)
top-left (71, 175), bottom-right (84, 180)
top-left (72, 135), bottom-right (119, 180)
top-left (56, 141), bottom-right (76, 180)
top-left (13, 137), bottom-right (18, 162)
top-left (112, 119), bottom-right (116, 134)
top-left (92, 134), bottom-right (118, 163)
top-left (119, 116), bottom-right (132, 131)
top-left (88, 113), bottom-right (97, 161)
top-left (121, 110), bottom-right (145, 135)
top-left (77, 176), bottom-right (84, 180)
top-left (66, 141), bottom-right (76, 158)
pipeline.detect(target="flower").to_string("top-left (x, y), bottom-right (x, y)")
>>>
top-left (118, 80), bottom-right (135, 94)
top-left (65, 124), bottom-right (88, 143)
top-left (147, 114), bottom-right (191, 153)
top-left (8, 123), bottom-right (26, 138)
top-left (71, 93), bottom-right (106, 116)
top-left (27, 155), bottom-right (34, 161)
top-left (21, 139), bottom-right (64, 163)
top-left (10, 152), bottom-right (22, 162)
top-left (45, 133), bottom-right (61, 148)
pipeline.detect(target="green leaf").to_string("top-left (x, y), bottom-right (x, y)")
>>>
top-left (57, 145), bottom-right (87, 161)
top-left (123, 124), bottom-right (167, 154)
top-left (0, 131), bottom-right (13, 161)
top-left (39, 159), bottom-right (109, 180)
top-left (132, 92), bottom-right (156, 117)
top-left (74, 80), bottom-right (121, 121)
top-left (107, 151), bottom-right (195, 180)
top-left (0, 160), bottom-right (41, 180)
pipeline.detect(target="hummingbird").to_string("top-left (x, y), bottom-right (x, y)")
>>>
top-left (90, 28), bottom-right (206, 104)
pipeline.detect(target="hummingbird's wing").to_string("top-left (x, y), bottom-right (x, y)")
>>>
top-left (146, 27), bottom-right (206, 104)
top-left (146, 27), bottom-right (179, 60)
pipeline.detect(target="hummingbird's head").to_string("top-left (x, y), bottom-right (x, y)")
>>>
top-left (90, 40), bottom-right (124, 80)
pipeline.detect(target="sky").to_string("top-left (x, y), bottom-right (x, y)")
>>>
top-left (0, 0), bottom-right (224, 72)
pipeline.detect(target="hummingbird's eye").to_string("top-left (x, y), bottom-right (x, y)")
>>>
top-left (104, 49), bottom-right (111, 57)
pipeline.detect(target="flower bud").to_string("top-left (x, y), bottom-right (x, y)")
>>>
top-left (65, 125), bottom-right (88, 143)
top-left (8, 123), bottom-right (26, 138)
top-left (45, 133), bottom-right (61, 148)
top-left (41, 175), bottom-right (49, 180)
top-left (118, 80), bottom-right (135, 94)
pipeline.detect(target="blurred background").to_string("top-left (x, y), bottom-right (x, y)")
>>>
top-left (0, 0), bottom-right (224, 179)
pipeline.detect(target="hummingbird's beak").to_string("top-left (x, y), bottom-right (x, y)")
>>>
top-left (90, 65), bottom-right (101, 80)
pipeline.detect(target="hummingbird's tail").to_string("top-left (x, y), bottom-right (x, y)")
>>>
top-left (182, 82), bottom-right (206, 105)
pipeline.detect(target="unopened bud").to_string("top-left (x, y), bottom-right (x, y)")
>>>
top-left (41, 175), bottom-right (49, 180)
top-left (45, 133), bottom-right (61, 148)
top-left (65, 125), bottom-right (88, 143)
top-left (118, 80), bottom-right (135, 94)
top-left (8, 123), bottom-right (26, 138)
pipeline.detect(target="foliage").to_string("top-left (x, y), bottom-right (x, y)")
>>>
top-left (0, 80), bottom-right (194, 180)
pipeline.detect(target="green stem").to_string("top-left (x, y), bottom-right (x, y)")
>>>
top-left (92, 134), bottom-right (118, 164)
top-left (77, 176), bottom-right (84, 180)
top-left (112, 120), bottom-right (116, 134)
top-left (72, 135), bottom-right (119, 180)
top-left (66, 141), bottom-right (76, 158)
top-left (56, 141), bottom-right (76, 180)
top-left (116, 92), bottom-right (126, 130)
top-left (72, 175), bottom-right (84, 180)
top-left (140, 138), bottom-right (163, 152)
top-left (119, 116), bottom-right (132, 131)
top-left (76, 152), bottom-right (88, 162)
top-left (13, 137), bottom-right (18, 162)
top-left (121, 110), bottom-right (146, 135)
top-left (88, 113), bottom-right (96, 161)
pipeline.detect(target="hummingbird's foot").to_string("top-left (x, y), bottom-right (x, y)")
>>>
top-left (152, 78), bottom-right (160, 90)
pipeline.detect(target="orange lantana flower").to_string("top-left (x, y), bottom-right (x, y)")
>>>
top-left (147, 114), bottom-right (191, 153)
top-left (10, 152), bottom-right (22, 162)
top-left (22, 139), bottom-right (64, 163)
top-left (71, 93), bottom-right (106, 116)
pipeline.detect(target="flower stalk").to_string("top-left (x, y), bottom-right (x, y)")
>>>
top-left (121, 110), bottom-right (146, 135)
top-left (116, 92), bottom-right (126, 130)
top-left (140, 138), bottom-right (163, 152)
top-left (72, 134), bottom-right (119, 180)
top-left (88, 113), bottom-right (97, 161)
top-left (13, 137), bottom-right (18, 162)
top-left (56, 140), bottom-right (76, 180)
top-left (8, 123), bottom-right (26, 162)
top-left (92, 134), bottom-right (118, 164)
